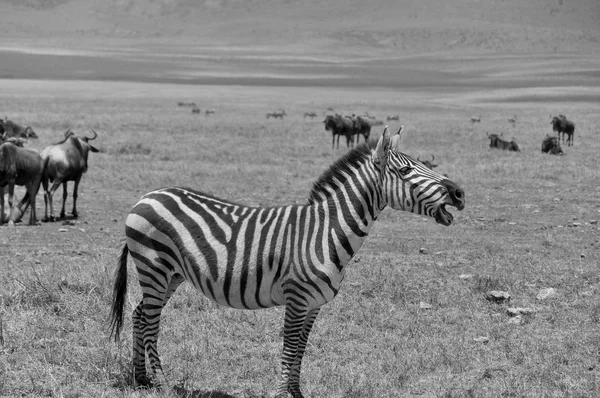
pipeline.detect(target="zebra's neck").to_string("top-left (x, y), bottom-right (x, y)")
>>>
top-left (308, 149), bottom-right (384, 271)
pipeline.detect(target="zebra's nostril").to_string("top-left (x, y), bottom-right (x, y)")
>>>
top-left (455, 189), bottom-right (463, 199)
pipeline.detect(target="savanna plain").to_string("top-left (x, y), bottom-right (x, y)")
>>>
top-left (1, 1), bottom-right (600, 396)
top-left (1, 71), bottom-right (599, 398)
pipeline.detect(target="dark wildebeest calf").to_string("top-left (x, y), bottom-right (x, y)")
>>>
top-left (40, 129), bottom-right (99, 221)
top-left (541, 135), bottom-right (563, 155)
top-left (487, 133), bottom-right (520, 152)
top-left (0, 142), bottom-right (44, 225)
top-left (551, 115), bottom-right (575, 146)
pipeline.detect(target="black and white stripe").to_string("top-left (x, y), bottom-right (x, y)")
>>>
top-left (110, 126), bottom-right (465, 398)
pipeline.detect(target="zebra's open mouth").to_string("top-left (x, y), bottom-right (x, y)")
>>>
top-left (435, 204), bottom-right (454, 226)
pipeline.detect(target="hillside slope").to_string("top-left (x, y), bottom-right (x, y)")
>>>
top-left (0, 0), bottom-right (599, 55)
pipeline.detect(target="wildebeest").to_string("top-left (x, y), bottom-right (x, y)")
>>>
top-left (0, 142), bottom-right (44, 225)
top-left (387, 114), bottom-right (400, 121)
top-left (417, 154), bottom-right (438, 170)
top-left (177, 102), bottom-right (197, 107)
top-left (470, 115), bottom-right (482, 123)
top-left (0, 119), bottom-right (38, 141)
top-left (266, 110), bottom-right (287, 119)
top-left (351, 115), bottom-right (372, 144)
top-left (40, 129), bottom-right (99, 221)
top-left (508, 115), bottom-right (517, 127)
top-left (205, 108), bottom-right (215, 116)
top-left (551, 114), bottom-right (575, 146)
top-left (191, 107), bottom-right (201, 114)
top-left (304, 112), bottom-right (317, 119)
top-left (487, 133), bottom-right (520, 152)
top-left (541, 135), bottom-right (563, 155)
top-left (324, 114), bottom-right (354, 149)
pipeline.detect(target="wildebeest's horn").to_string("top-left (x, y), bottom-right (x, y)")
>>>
top-left (64, 128), bottom-right (73, 137)
top-left (87, 129), bottom-right (98, 141)
top-left (499, 133), bottom-right (504, 137)
top-left (431, 154), bottom-right (435, 162)
top-left (486, 132), bottom-right (491, 137)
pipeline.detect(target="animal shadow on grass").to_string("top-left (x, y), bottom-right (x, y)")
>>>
top-left (172, 385), bottom-right (243, 398)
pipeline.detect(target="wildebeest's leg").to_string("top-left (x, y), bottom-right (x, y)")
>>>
top-left (7, 183), bottom-right (16, 226)
top-left (44, 179), bottom-right (63, 222)
top-left (0, 187), bottom-right (4, 224)
top-left (332, 133), bottom-right (335, 149)
top-left (60, 181), bottom-right (69, 218)
top-left (25, 181), bottom-right (37, 225)
top-left (71, 176), bottom-right (82, 218)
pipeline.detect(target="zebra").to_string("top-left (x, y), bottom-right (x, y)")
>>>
top-left (110, 126), bottom-right (465, 397)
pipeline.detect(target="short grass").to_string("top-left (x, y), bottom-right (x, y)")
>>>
top-left (0, 76), bottom-right (599, 398)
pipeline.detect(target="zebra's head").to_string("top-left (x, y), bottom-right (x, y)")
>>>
top-left (373, 126), bottom-right (465, 226)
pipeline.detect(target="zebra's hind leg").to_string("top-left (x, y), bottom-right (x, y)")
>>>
top-left (275, 304), bottom-right (320, 398)
top-left (133, 258), bottom-right (185, 389)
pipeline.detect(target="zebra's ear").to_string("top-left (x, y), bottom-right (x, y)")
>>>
top-left (390, 125), bottom-right (405, 151)
top-left (374, 126), bottom-right (391, 165)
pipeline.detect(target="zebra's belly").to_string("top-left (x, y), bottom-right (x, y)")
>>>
top-left (176, 253), bottom-right (287, 310)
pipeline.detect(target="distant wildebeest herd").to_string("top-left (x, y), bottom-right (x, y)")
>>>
top-left (0, 117), bottom-right (99, 226)
top-left (477, 113), bottom-right (574, 156)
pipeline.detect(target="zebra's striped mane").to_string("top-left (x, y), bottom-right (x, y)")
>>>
top-left (308, 140), bottom-right (376, 204)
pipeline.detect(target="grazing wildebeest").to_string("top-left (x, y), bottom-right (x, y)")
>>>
top-left (541, 135), bottom-right (563, 155)
top-left (324, 114), bottom-right (354, 149)
top-left (417, 154), bottom-right (438, 170)
top-left (470, 115), bottom-right (482, 123)
top-left (191, 107), bottom-right (201, 114)
top-left (304, 112), bottom-right (317, 119)
top-left (551, 114), bottom-right (575, 146)
top-left (0, 119), bottom-right (38, 141)
top-left (205, 108), bottom-right (215, 116)
top-left (387, 114), bottom-right (400, 121)
top-left (40, 129), bottom-right (99, 221)
top-left (0, 142), bottom-right (44, 225)
top-left (266, 110), bottom-right (287, 119)
top-left (487, 133), bottom-right (520, 152)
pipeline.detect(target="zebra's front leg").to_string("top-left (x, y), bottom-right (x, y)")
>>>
top-left (275, 303), bottom-right (318, 398)
top-left (287, 307), bottom-right (321, 398)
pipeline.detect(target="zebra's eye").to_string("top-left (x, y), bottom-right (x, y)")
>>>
top-left (398, 166), bottom-right (413, 177)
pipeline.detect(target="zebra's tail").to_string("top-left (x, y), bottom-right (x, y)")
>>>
top-left (110, 242), bottom-right (129, 342)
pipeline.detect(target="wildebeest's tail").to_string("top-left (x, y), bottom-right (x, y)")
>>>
top-left (110, 243), bottom-right (129, 341)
